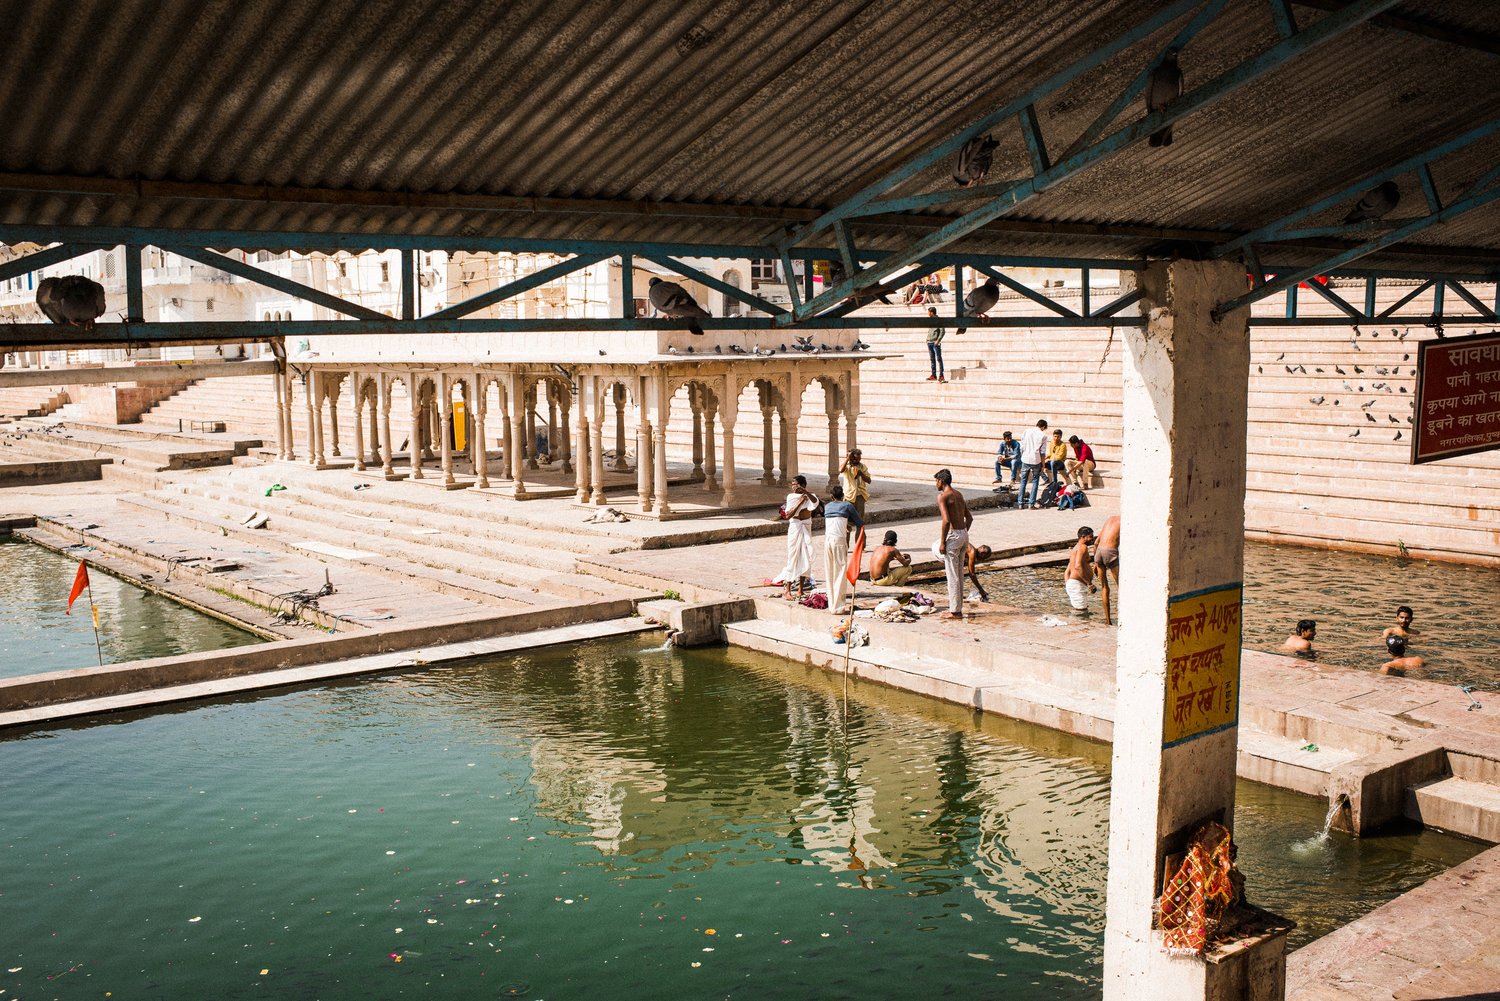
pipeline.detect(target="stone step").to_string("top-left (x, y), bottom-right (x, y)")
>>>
top-left (132, 485), bottom-right (632, 606)
top-left (11, 421), bottom-right (238, 470)
top-left (116, 491), bottom-right (604, 612)
top-left (1407, 775), bottom-right (1500, 843)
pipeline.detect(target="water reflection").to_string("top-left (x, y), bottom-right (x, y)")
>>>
top-left (0, 539), bottom-right (261, 677)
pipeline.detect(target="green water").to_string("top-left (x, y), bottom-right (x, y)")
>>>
top-left (0, 639), bottom-right (1482, 1000)
top-left (979, 540), bottom-right (1499, 688)
top-left (0, 538), bottom-right (261, 677)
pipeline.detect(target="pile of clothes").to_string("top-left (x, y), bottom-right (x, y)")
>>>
top-left (860, 592), bottom-right (936, 623)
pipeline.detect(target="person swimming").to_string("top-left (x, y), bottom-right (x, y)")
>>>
top-left (1281, 619), bottom-right (1317, 658)
top-left (1381, 634), bottom-right (1425, 676)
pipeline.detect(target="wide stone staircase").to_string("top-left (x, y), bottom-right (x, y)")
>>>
top-left (0, 385), bottom-right (68, 421)
top-left (115, 467), bottom-right (654, 616)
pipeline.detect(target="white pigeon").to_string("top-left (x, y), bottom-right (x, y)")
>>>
top-left (648, 277), bottom-right (709, 336)
top-left (36, 275), bottom-right (106, 329)
top-left (1146, 49), bottom-right (1183, 147)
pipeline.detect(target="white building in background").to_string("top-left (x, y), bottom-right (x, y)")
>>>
top-left (0, 247), bottom-right (452, 368)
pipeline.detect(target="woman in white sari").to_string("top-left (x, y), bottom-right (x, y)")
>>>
top-left (777, 475), bottom-right (815, 599)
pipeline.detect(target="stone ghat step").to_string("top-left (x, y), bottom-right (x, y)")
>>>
top-left (1409, 776), bottom-right (1500, 843)
top-left (120, 490), bottom-right (642, 609)
top-left (164, 478), bottom-right (591, 571)
top-left (11, 422), bottom-right (238, 470)
top-left (1247, 467), bottom-right (1500, 508)
top-left (290, 475), bottom-right (645, 551)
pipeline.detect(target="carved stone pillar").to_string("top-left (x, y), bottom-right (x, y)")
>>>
top-left (351, 375), bottom-right (366, 472)
top-left (826, 406), bottom-right (840, 489)
top-left (690, 389), bottom-right (705, 481)
top-left (437, 376), bottom-right (455, 487)
top-left (304, 371), bottom-right (321, 468)
top-left (474, 374), bottom-right (491, 489)
top-left (760, 405), bottom-right (774, 482)
top-left (378, 375), bottom-right (396, 479)
top-left (409, 378), bottom-right (425, 480)
top-left (720, 415), bottom-right (737, 508)
top-left (508, 376), bottom-right (528, 499)
top-left (559, 385), bottom-right (573, 475)
top-left (499, 386), bottom-right (513, 480)
top-left (636, 411), bottom-right (653, 513)
top-left (272, 368), bottom-right (287, 460)
top-left (327, 376), bottom-right (342, 458)
top-left (704, 406), bottom-right (718, 492)
top-left (613, 384), bottom-right (629, 471)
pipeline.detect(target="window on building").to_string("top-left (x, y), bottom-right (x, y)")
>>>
top-left (206, 298), bottom-right (215, 313)
top-left (338, 261), bottom-right (347, 278)
top-left (381, 261), bottom-right (390, 283)
top-left (722, 269), bottom-right (743, 317)
top-left (751, 259), bottom-right (777, 284)
top-left (104, 252), bottom-right (116, 280)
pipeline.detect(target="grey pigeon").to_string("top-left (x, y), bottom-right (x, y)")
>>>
top-left (714, 345), bottom-right (723, 354)
top-left (1388, 414), bottom-right (1399, 423)
top-left (1350, 429), bottom-right (1360, 437)
top-left (952, 134), bottom-right (1000, 187)
top-left (1365, 412), bottom-right (1377, 422)
top-left (1146, 48), bottom-right (1183, 147)
top-left (957, 278), bottom-right (1000, 334)
top-left (1393, 431), bottom-right (1402, 440)
top-left (1336, 365), bottom-right (1346, 374)
top-left (648, 277), bottom-right (709, 336)
top-left (36, 275), bottom-right (106, 329)
top-left (1344, 181), bottom-right (1399, 224)
top-left (1309, 396), bottom-right (1325, 405)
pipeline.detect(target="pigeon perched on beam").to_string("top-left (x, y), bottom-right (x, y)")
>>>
top-left (36, 275), bottom-right (106, 330)
top-left (1344, 181), bottom-right (1400, 224)
top-left (648, 277), bottom-right (709, 336)
top-left (957, 278), bottom-right (1000, 334)
top-left (952, 134), bottom-right (999, 187)
top-left (1146, 49), bottom-right (1183, 147)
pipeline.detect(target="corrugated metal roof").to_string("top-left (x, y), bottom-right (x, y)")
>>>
top-left (0, 0), bottom-right (1497, 272)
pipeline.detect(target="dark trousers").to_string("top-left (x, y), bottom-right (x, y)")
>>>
top-left (927, 342), bottom-right (944, 377)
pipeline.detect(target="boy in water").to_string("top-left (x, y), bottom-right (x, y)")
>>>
top-left (1380, 634), bottom-right (1424, 676)
top-left (1281, 619), bottom-right (1317, 658)
top-left (1382, 605), bottom-right (1420, 642)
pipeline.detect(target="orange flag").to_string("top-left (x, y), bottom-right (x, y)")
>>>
top-left (845, 528), bottom-right (866, 585)
top-left (66, 560), bottom-right (89, 614)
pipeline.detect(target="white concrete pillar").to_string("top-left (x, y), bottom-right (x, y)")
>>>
top-left (636, 416), bottom-right (653, 512)
top-left (781, 405), bottom-right (799, 484)
top-left (1103, 261), bottom-right (1283, 1001)
top-left (303, 371), bottom-right (320, 468)
top-left (613, 385), bottom-right (629, 471)
top-left (474, 374), bottom-right (491, 490)
top-left (845, 374), bottom-right (860, 454)
top-left (691, 390), bottom-right (705, 481)
top-left (559, 386), bottom-right (573, 475)
top-left (575, 404), bottom-right (591, 503)
top-left (525, 387), bottom-right (539, 470)
top-left (720, 415), bottom-right (737, 508)
top-left (653, 377), bottom-right (671, 517)
top-left (409, 377), bottom-right (424, 480)
top-left (437, 375), bottom-right (455, 487)
top-left (282, 368), bottom-right (297, 461)
top-left (825, 405), bottom-right (840, 489)
top-left (378, 375), bottom-right (396, 479)
top-left (351, 375), bottom-right (366, 472)
top-left (272, 367), bottom-right (287, 460)
top-left (498, 386), bottom-right (513, 480)
top-left (703, 405), bottom-right (718, 492)
top-left (760, 405), bottom-right (775, 482)
top-left (327, 377), bottom-right (342, 457)
top-left (508, 376), bottom-right (528, 499)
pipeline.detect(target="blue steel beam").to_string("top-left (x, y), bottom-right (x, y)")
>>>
top-left (782, 0), bottom-right (1401, 323)
top-left (1214, 180), bottom-right (1500, 317)
top-left (0, 313), bottom-right (1149, 350)
top-left (1377, 280), bottom-right (1435, 319)
top-left (1444, 281), bottom-right (1499, 321)
top-left (640, 254), bottom-right (787, 316)
top-left (1212, 115), bottom-right (1500, 259)
top-left (426, 253), bottom-right (608, 320)
top-left (772, 0), bottom-right (1206, 254)
top-left (1297, 278), bottom-right (1364, 321)
top-left (160, 245), bottom-right (390, 321)
top-left (973, 263), bottom-right (1079, 318)
top-left (0, 243), bottom-right (104, 283)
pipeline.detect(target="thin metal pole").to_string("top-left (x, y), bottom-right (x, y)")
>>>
top-left (86, 577), bottom-right (104, 667)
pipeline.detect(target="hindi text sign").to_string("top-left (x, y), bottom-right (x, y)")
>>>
top-left (1412, 330), bottom-right (1500, 464)
top-left (1163, 583), bottom-right (1242, 748)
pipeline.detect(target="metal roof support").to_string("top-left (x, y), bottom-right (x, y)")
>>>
top-left (1091, 288), bottom-right (1144, 319)
top-left (1377, 280), bottom-right (1435, 319)
top-left (972, 263), bottom-right (1080, 318)
top-left (620, 254), bottom-right (634, 318)
top-left (1212, 115), bottom-right (1500, 260)
top-left (1268, 0), bottom-right (1298, 39)
top-left (160, 245), bottom-right (389, 321)
top-left (1445, 280), bottom-right (1499, 321)
top-left (1213, 180), bottom-right (1500, 317)
top-left (1297, 278), bottom-right (1364, 321)
top-left (772, 0), bottom-right (1204, 253)
top-left (0, 243), bottom-right (102, 283)
top-left (426, 253), bottom-right (608, 320)
top-left (1290, 1), bottom-right (1500, 58)
top-left (640, 254), bottom-right (786, 316)
top-left (775, 0), bottom-right (1400, 324)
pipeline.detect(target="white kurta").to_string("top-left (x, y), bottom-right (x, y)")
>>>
top-left (823, 515), bottom-right (852, 612)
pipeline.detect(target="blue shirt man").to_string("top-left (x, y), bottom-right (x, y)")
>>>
top-left (994, 432), bottom-right (1021, 485)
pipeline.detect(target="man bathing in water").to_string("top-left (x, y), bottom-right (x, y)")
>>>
top-left (870, 531), bottom-right (912, 586)
top-left (1382, 605), bottom-right (1420, 642)
top-left (967, 542), bottom-right (992, 602)
top-left (1281, 619), bottom-right (1317, 658)
top-left (1093, 515), bottom-right (1120, 624)
top-left (1064, 526), bottom-right (1096, 613)
top-left (1380, 634), bottom-right (1424, 676)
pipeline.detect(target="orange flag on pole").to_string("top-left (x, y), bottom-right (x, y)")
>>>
top-left (66, 561), bottom-right (89, 614)
top-left (845, 528), bottom-right (866, 586)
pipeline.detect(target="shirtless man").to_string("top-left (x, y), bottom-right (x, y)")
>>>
top-left (966, 542), bottom-right (992, 602)
top-left (934, 469), bottom-right (973, 620)
top-left (1093, 515), bottom-right (1121, 624)
top-left (1380, 634), bottom-right (1425, 676)
top-left (1064, 526), bottom-right (1096, 613)
top-left (1281, 619), bottom-right (1317, 658)
top-left (1381, 605), bottom-right (1420, 642)
top-left (870, 530), bottom-right (912, 586)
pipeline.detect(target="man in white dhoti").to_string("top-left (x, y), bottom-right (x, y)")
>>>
top-left (777, 475), bottom-right (816, 599)
top-left (821, 483), bottom-right (864, 614)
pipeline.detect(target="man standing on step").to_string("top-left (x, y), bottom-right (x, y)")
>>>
top-left (1018, 419), bottom-right (1049, 509)
top-left (934, 468), bottom-right (971, 620)
top-left (822, 483), bottom-right (863, 614)
top-left (925, 307), bottom-right (946, 383)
